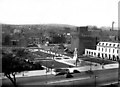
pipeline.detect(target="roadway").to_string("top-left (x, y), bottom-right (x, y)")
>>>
top-left (2, 68), bottom-right (119, 87)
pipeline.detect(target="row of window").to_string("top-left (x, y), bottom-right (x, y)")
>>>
top-left (98, 42), bottom-right (120, 47)
top-left (86, 51), bottom-right (119, 61)
top-left (97, 47), bottom-right (119, 54)
top-left (86, 51), bottom-right (96, 56)
top-left (98, 53), bottom-right (119, 61)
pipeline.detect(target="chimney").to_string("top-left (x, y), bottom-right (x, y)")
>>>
top-left (112, 21), bottom-right (115, 31)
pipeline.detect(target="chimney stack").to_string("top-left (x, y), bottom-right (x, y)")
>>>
top-left (112, 21), bottom-right (115, 30)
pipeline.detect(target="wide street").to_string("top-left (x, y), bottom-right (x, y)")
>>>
top-left (2, 68), bottom-right (118, 87)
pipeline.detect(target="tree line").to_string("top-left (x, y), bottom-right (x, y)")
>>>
top-left (2, 48), bottom-right (44, 87)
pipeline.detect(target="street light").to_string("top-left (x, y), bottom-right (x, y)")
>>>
top-left (94, 75), bottom-right (98, 87)
top-left (90, 57), bottom-right (92, 71)
top-left (102, 57), bottom-right (104, 69)
top-left (118, 46), bottom-right (120, 86)
top-left (51, 55), bottom-right (54, 74)
top-left (46, 58), bottom-right (47, 83)
top-left (118, 60), bottom-right (120, 86)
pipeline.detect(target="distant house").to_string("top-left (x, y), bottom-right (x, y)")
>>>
top-left (85, 41), bottom-right (120, 61)
top-left (28, 36), bottom-right (42, 45)
top-left (13, 29), bottom-right (21, 34)
top-left (10, 34), bottom-right (27, 47)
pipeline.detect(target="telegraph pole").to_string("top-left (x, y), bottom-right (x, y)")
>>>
top-left (118, 2), bottom-right (120, 86)
top-left (118, 60), bottom-right (120, 86)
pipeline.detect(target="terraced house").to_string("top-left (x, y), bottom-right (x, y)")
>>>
top-left (85, 41), bottom-right (120, 61)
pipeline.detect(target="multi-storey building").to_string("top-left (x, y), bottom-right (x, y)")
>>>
top-left (85, 41), bottom-right (120, 61)
top-left (71, 26), bottom-right (98, 56)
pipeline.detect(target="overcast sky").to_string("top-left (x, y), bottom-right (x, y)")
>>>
top-left (0, 0), bottom-right (119, 28)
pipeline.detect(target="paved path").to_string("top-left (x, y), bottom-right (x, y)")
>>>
top-left (2, 68), bottom-right (118, 86)
top-left (54, 59), bottom-right (76, 66)
top-left (47, 76), bottom-right (90, 84)
top-left (1, 70), bottom-right (52, 79)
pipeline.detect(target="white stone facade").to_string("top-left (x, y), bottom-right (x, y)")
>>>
top-left (85, 41), bottom-right (120, 61)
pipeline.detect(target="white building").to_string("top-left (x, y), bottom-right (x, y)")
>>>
top-left (85, 41), bottom-right (120, 61)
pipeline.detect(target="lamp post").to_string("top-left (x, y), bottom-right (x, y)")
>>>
top-left (102, 57), bottom-right (104, 69)
top-left (90, 57), bottom-right (92, 71)
top-left (51, 55), bottom-right (54, 74)
top-left (118, 47), bottom-right (120, 86)
top-left (118, 60), bottom-right (120, 86)
top-left (46, 58), bottom-right (47, 83)
top-left (94, 75), bottom-right (98, 87)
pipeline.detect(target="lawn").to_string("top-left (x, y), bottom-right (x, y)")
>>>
top-left (33, 51), bottom-right (54, 57)
top-left (81, 57), bottom-right (116, 65)
top-left (40, 60), bottom-right (72, 69)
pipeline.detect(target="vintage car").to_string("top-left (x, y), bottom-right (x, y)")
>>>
top-left (52, 68), bottom-right (70, 76)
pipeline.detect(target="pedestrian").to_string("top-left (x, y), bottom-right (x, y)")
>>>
top-left (22, 72), bottom-right (24, 76)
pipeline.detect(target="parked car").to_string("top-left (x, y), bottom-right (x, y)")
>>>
top-left (52, 68), bottom-right (70, 76)
top-left (73, 70), bottom-right (80, 73)
top-left (66, 73), bottom-right (73, 78)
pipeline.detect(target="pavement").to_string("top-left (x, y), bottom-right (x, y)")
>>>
top-left (1, 69), bottom-right (52, 79)
top-left (2, 68), bottom-right (118, 86)
top-left (1, 62), bottom-right (118, 80)
top-left (47, 76), bottom-right (90, 84)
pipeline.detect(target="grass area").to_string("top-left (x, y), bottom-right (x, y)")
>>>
top-left (33, 51), bottom-right (54, 57)
top-left (81, 57), bottom-right (116, 65)
top-left (40, 60), bottom-right (72, 69)
top-left (78, 61), bottom-right (92, 66)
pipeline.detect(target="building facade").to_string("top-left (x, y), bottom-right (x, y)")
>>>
top-left (85, 41), bottom-right (120, 61)
top-left (71, 26), bottom-right (98, 56)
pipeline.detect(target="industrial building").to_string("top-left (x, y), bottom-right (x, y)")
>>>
top-left (71, 26), bottom-right (98, 56)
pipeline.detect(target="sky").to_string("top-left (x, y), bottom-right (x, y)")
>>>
top-left (0, 0), bottom-right (119, 28)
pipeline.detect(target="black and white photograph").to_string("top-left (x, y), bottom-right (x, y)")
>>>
top-left (0, 0), bottom-right (120, 87)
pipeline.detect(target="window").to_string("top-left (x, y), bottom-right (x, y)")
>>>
top-left (94, 53), bottom-right (96, 56)
top-left (109, 54), bottom-right (111, 59)
top-left (113, 49), bottom-right (114, 53)
top-left (109, 49), bottom-right (111, 52)
top-left (98, 53), bottom-right (100, 58)
top-left (109, 44), bottom-right (111, 46)
top-left (87, 51), bottom-right (88, 54)
top-left (102, 53), bottom-right (104, 58)
top-left (89, 52), bottom-right (90, 55)
top-left (98, 47), bottom-right (100, 51)
top-left (102, 48), bottom-right (104, 51)
top-left (105, 54), bottom-right (107, 57)
top-left (106, 43), bottom-right (108, 46)
top-left (91, 52), bottom-right (93, 55)
top-left (105, 48), bottom-right (107, 52)
top-left (117, 50), bottom-right (119, 54)
top-left (113, 55), bottom-right (116, 61)
top-left (102, 43), bottom-right (104, 46)
top-left (117, 44), bottom-right (119, 47)
top-left (113, 44), bottom-right (115, 47)
top-left (117, 56), bottom-right (119, 60)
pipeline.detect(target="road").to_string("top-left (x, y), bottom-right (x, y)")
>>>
top-left (2, 68), bottom-right (119, 87)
